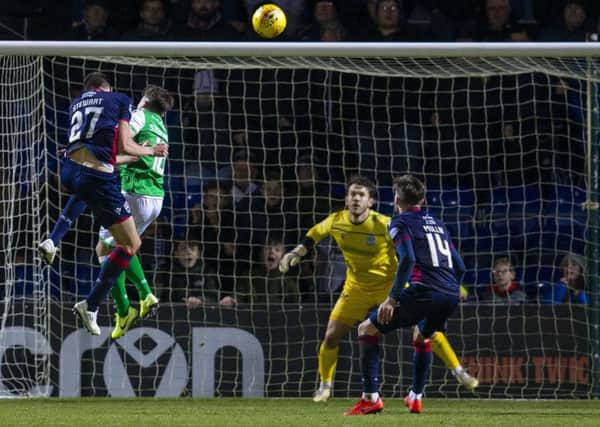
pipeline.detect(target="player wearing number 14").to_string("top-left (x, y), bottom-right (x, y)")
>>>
top-left (345, 174), bottom-right (464, 415)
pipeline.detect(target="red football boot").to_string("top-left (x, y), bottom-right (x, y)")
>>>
top-left (404, 395), bottom-right (422, 414)
top-left (344, 399), bottom-right (369, 416)
top-left (343, 397), bottom-right (384, 415)
top-left (360, 397), bottom-right (384, 415)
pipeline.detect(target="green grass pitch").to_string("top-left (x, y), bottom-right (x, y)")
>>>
top-left (1, 398), bottom-right (600, 426)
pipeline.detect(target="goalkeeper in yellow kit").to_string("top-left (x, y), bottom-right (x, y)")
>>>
top-left (279, 175), bottom-right (478, 402)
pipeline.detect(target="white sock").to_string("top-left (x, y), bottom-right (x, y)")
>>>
top-left (451, 365), bottom-right (464, 376)
top-left (415, 393), bottom-right (423, 400)
top-left (361, 392), bottom-right (379, 402)
top-left (408, 390), bottom-right (417, 400)
top-left (320, 381), bottom-right (332, 389)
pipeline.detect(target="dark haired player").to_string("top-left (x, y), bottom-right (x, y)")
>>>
top-left (344, 174), bottom-right (465, 415)
top-left (42, 72), bottom-right (168, 335)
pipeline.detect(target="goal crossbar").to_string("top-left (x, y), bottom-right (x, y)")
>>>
top-left (1, 41), bottom-right (600, 58)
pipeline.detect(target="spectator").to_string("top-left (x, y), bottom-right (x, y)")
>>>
top-left (292, 154), bottom-right (332, 232)
top-left (366, 0), bottom-right (380, 22)
top-left (188, 180), bottom-right (240, 305)
top-left (477, 256), bottom-right (527, 304)
top-left (221, 0), bottom-right (248, 33)
top-left (109, 0), bottom-right (140, 35)
top-left (538, 0), bottom-right (590, 41)
top-left (406, 1), bottom-right (455, 41)
top-left (136, 216), bottom-right (170, 282)
top-left (540, 253), bottom-right (588, 304)
top-left (460, 0), bottom-right (530, 41)
top-left (248, 235), bottom-right (300, 305)
top-left (319, 22), bottom-right (346, 41)
top-left (225, 150), bottom-right (260, 280)
top-left (230, 149), bottom-right (259, 205)
top-left (192, 69), bottom-right (219, 111)
top-left (121, 0), bottom-right (173, 40)
top-left (155, 239), bottom-right (220, 309)
top-left (172, 0), bottom-right (241, 41)
top-left (354, 0), bottom-right (417, 41)
top-left (301, 1), bottom-right (346, 42)
top-left (69, 0), bottom-right (120, 40)
top-left (235, 168), bottom-right (299, 256)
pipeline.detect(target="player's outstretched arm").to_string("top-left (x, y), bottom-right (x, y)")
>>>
top-left (116, 154), bottom-right (139, 165)
top-left (279, 214), bottom-right (333, 273)
top-left (279, 244), bottom-right (308, 273)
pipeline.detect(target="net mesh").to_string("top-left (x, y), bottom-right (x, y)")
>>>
top-left (0, 51), bottom-right (598, 398)
top-left (0, 55), bottom-right (49, 397)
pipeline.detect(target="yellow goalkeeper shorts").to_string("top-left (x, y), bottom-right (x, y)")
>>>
top-left (329, 280), bottom-right (391, 326)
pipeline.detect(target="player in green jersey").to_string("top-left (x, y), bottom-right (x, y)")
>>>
top-left (97, 85), bottom-right (174, 339)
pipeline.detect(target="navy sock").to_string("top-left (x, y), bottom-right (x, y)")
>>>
top-left (50, 195), bottom-right (87, 246)
top-left (412, 340), bottom-right (432, 395)
top-left (358, 335), bottom-right (380, 394)
top-left (86, 246), bottom-right (132, 311)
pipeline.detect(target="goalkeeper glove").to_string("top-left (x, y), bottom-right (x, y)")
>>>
top-left (279, 245), bottom-right (307, 273)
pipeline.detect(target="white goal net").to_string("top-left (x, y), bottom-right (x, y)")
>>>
top-left (0, 42), bottom-right (599, 399)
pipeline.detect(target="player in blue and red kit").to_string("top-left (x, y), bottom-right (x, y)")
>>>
top-left (55, 72), bottom-right (168, 335)
top-left (344, 174), bottom-right (465, 415)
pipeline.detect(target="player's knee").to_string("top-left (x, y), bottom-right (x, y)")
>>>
top-left (126, 238), bottom-right (141, 254)
top-left (119, 235), bottom-right (141, 255)
top-left (323, 332), bottom-right (340, 348)
top-left (413, 331), bottom-right (432, 344)
top-left (323, 324), bottom-right (344, 347)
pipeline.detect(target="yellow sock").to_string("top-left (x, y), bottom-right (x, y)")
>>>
top-left (431, 332), bottom-right (460, 370)
top-left (318, 343), bottom-right (339, 383)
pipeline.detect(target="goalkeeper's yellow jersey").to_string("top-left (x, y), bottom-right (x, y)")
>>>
top-left (306, 210), bottom-right (397, 289)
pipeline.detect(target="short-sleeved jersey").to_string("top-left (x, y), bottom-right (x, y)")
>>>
top-left (67, 90), bottom-right (132, 165)
top-left (119, 109), bottom-right (168, 197)
top-left (388, 208), bottom-right (458, 295)
top-left (306, 210), bottom-right (397, 289)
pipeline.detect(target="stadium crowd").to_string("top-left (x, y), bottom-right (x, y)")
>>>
top-left (0, 0), bottom-right (594, 308)
top-left (1, 0), bottom-right (600, 43)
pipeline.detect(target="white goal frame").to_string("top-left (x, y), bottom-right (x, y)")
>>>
top-left (0, 41), bottom-right (599, 399)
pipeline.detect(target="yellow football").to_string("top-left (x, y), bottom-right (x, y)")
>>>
top-left (252, 4), bottom-right (287, 39)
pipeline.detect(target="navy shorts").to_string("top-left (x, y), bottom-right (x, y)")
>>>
top-left (60, 158), bottom-right (130, 228)
top-left (369, 283), bottom-right (459, 338)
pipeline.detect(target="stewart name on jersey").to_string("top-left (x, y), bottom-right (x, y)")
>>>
top-left (67, 90), bottom-right (132, 165)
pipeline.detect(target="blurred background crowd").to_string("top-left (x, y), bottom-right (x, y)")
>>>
top-left (1, 0), bottom-right (600, 43)
top-left (1, 0), bottom-right (596, 310)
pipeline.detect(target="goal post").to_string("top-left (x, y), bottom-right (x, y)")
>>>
top-left (0, 41), bottom-right (599, 399)
top-left (584, 59), bottom-right (600, 395)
